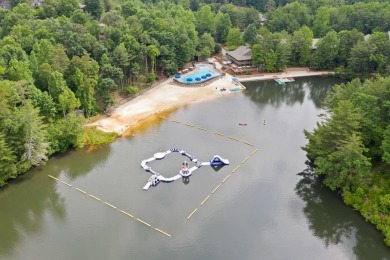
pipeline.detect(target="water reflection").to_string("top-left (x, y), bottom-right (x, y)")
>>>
top-left (0, 168), bottom-right (65, 256)
top-left (244, 80), bottom-right (305, 108)
top-left (295, 174), bottom-right (390, 259)
top-left (182, 177), bottom-right (190, 185)
top-left (61, 145), bottom-right (112, 180)
top-left (243, 77), bottom-right (345, 109)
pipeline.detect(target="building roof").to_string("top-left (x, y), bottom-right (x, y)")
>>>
top-left (227, 46), bottom-right (252, 61)
top-left (0, 0), bottom-right (11, 9)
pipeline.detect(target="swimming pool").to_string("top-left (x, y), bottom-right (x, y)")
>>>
top-left (174, 64), bottom-right (220, 84)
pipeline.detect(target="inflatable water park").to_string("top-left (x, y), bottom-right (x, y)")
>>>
top-left (140, 148), bottom-right (229, 190)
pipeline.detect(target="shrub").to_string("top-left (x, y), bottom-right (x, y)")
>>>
top-left (147, 72), bottom-right (156, 83)
top-left (126, 85), bottom-right (139, 95)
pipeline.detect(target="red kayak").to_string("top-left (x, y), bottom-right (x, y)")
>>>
top-left (239, 123), bottom-right (247, 126)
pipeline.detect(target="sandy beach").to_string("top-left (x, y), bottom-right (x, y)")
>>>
top-left (88, 60), bottom-right (333, 135)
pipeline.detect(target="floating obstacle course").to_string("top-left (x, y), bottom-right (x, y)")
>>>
top-left (141, 148), bottom-right (229, 190)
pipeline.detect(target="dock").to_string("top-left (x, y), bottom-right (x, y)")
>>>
top-left (274, 78), bottom-right (286, 85)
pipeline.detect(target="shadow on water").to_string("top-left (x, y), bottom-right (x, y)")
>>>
top-left (295, 174), bottom-right (390, 259)
top-left (243, 79), bottom-right (305, 108)
top-left (57, 145), bottom-right (112, 180)
top-left (243, 77), bottom-right (346, 109)
top-left (0, 167), bottom-right (65, 256)
top-left (304, 77), bottom-right (345, 108)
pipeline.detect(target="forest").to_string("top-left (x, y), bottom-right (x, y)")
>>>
top-left (0, 0), bottom-right (389, 245)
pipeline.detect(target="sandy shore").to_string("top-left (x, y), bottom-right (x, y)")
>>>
top-left (88, 62), bottom-right (333, 135)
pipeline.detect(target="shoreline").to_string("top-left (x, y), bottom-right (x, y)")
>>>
top-left (87, 66), bottom-right (334, 135)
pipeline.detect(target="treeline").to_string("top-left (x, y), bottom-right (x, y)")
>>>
top-left (303, 76), bottom-right (390, 246)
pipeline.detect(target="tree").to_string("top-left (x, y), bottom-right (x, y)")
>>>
top-left (215, 12), bottom-right (231, 43)
top-left (84, 0), bottom-right (103, 18)
top-left (147, 45), bottom-right (160, 74)
top-left (315, 133), bottom-right (371, 192)
top-left (382, 125), bottom-right (390, 164)
top-left (268, 2), bottom-right (311, 33)
top-left (101, 65), bottom-right (123, 87)
top-left (290, 26), bottom-right (313, 66)
top-left (21, 101), bottom-right (50, 167)
top-left (337, 29), bottom-right (364, 66)
top-left (311, 31), bottom-right (340, 70)
top-left (7, 59), bottom-right (33, 83)
top-left (46, 113), bottom-right (85, 154)
top-left (243, 24), bottom-right (258, 46)
top-left (303, 100), bottom-right (362, 163)
top-left (0, 36), bottom-right (28, 66)
top-left (10, 24), bottom-right (34, 53)
top-left (197, 33), bottom-right (215, 60)
top-left (48, 71), bottom-right (67, 102)
top-left (58, 0), bottom-right (80, 17)
top-left (264, 49), bottom-right (277, 72)
top-left (98, 78), bottom-right (116, 95)
top-left (72, 69), bottom-right (95, 117)
top-left (49, 44), bottom-right (70, 74)
top-left (27, 84), bottom-right (57, 119)
top-left (58, 88), bottom-right (81, 117)
top-left (196, 5), bottom-right (215, 36)
top-left (348, 41), bottom-right (376, 79)
top-left (313, 6), bottom-right (331, 38)
top-left (227, 27), bottom-right (242, 50)
top-left (251, 44), bottom-right (264, 70)
top-left (0, 131), bottom-right (17, 187)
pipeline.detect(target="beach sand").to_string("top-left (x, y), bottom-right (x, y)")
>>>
top-left (87, 61), bottom-right (333, 135)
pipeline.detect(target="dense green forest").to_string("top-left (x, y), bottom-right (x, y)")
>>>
top-left (0, 0), bottom-right (389, 245)
top-left (303, 77), bottom-right (390, 246)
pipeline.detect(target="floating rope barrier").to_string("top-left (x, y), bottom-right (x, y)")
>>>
top-left (232, 165), bottom-right (240, 174)
top-left (242, 141), bottom-right (254, 146)
top-left (48, 175), bottom-right (172, 238)
top-left (214, 132), bottom-right (224, 136)
top-left (196, 127), bottom-right (207, 131)
top-left (241, 156), bottom-right (250, 164)
top-left (200, 195), bottom-right (211, 206)
top-left (187, 208), bottom-right (198, 220)
top-left (172, 120), bottom-right (181, 123)
top-left (184, 123), bottom-right (195, 127)
top-left (228, 136), bottom-right (240, 142)
top-left (211, 183), bottom-right (222, 194)
top-left (222, 174), bottom-right (231, 183)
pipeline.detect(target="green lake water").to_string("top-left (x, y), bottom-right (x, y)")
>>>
top-left (1, 77), bottom-right (389, 259)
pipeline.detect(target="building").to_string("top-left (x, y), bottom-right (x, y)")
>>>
top-left (0, 0), bottom-right (11, 9)
top-left (0, 0), bottom-right (44, 9)
top-left (312, 38), bottom-right (320, 50)
top-left (32, 0), bottom-right (44, 8)
top-left (226, 46), bottom-right (252, 66)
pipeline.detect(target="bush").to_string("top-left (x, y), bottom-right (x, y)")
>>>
top-left (126, 85), bottom-right (139, 95)
top-left (82, 127), bottom-right (117, 146)
top-left (147, 72), bottom-right (156, 83)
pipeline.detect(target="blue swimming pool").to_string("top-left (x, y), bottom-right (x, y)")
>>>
top-left (174, 64), bottom-right (219, 84)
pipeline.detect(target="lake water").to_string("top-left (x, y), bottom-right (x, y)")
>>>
top-left (0, 77), bottom-right (389, 260)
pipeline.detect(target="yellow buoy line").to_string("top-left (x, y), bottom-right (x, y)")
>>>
top-left (160, 116), bottom-right (256, 148)
top-left (47, 175), bottom-right (172, 238)
top-left (186, 148), bottom-right (258, 220)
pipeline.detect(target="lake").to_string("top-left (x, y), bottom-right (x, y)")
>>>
top-left (0, 77), bottom-right (389, 260)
